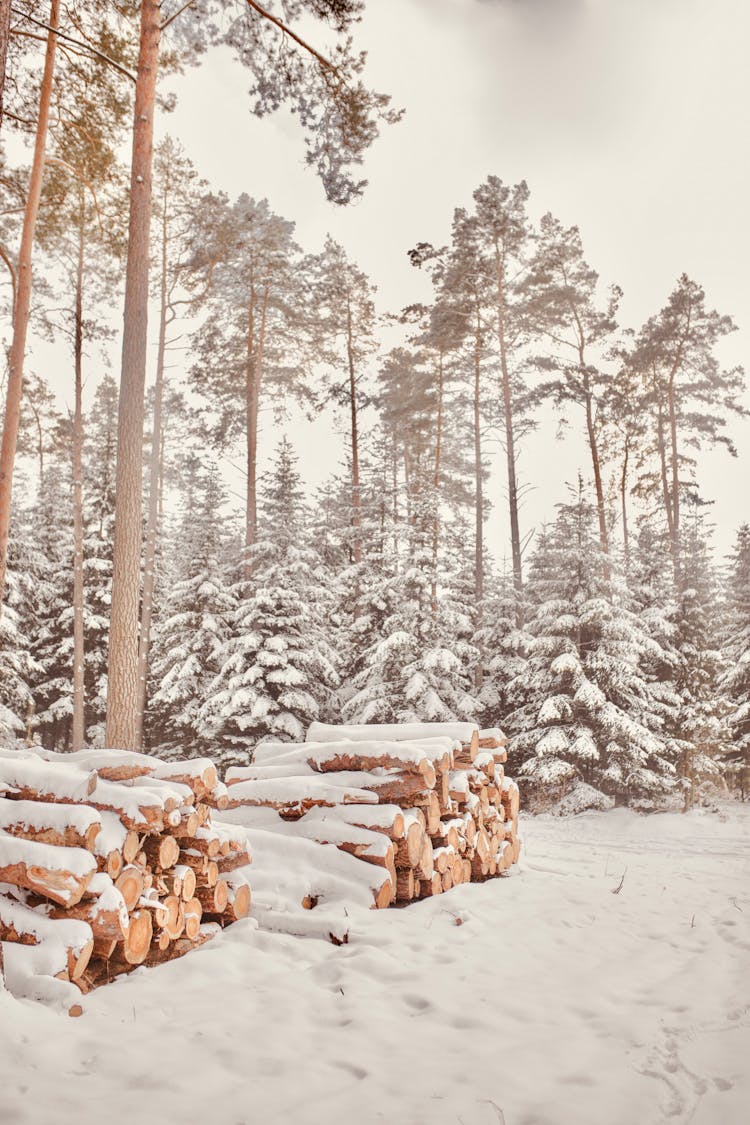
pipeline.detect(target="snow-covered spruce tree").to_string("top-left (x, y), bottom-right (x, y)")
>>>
top-left (721, 524), bottom-right (750, 798)
top-left (474, 561), bottom-right (529, 729)
top-left (343, 486), bottom-right (479, 724)
top-left (0, 526), bottom-right (34, 747)
top-left (506, 486), bottom-right (678, 811)
top-left (27, 463), bottom-right (75, 749)
top-left (81, 375), bottom-right (118, 745)
top-left (148, 465), bottom-right (236, 759)
top-left (668, 501), bottom-right (731, 807)
top-left (201, 438), bottom-right (339, 764)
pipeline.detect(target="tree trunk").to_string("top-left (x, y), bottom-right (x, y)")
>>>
top-left (71, 204), bottom-right (86, 752)
top-left (494, 251), bottom-right (523, 610)
top-left (0, 0), bottom-right (11, 129)
top-left (0, 0), bottom-right (59, 609)
top-left (430, 350), bottom-right (444, 614)
top-left (473, 314), bottom-right (484, 608)
top-left (245, 285), bottom-right (267, 579)
top-left (620, 434), bottom-right (630, 568)
top-left (105, 0), bottom-right (161, 750)
top-left (655, 389), bottom-right (677, 580)
top-left (667, 371), bottom-right (680, 578)
top-left (135, 184), bottom-right (169, 749)
top-left (582, 364), bottom-right (610, 578)
top-left (346, 295), bottom-right (362, 565)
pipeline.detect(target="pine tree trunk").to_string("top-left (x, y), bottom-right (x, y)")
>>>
top-left (71, 206), bottom-right (86, 752)
top-left (655, 391), bottom-right (677, 580)
top-left (473, 316), bottom-right (484, 609)
top-left (582, 365), bottom-right (610, 577)
top-left (0, 0), bottom-right (59, 610)
top-left (620, 435), bottom-right (630, 568)
top-left (0, 0), bottom-right (11, 129)
top-left (106, 0), bottom-right (161, 750)
top-left (346, 296), bottom-right (362, 565)
top-left (495, 253), bottom-right (523, 609)
top-left (430, 350), bottom-right (444, 614)
top-left (135, 186), bottom-right (169, 749)
top-left (667, 372), bottom-right (680, 577)
top-left (245, 286), bottom-right (268, 578)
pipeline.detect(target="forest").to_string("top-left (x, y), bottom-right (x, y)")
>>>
top-left (1, 0), bottom-right (749, 819)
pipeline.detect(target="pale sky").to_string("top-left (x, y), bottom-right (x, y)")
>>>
top-left (28, 0), bottom-right (750, 560)
top-left (159, 0), bottom-right (750, 561)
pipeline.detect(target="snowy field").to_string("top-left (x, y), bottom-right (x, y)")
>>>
top-left (2, 805), bottom-right (749, 1125)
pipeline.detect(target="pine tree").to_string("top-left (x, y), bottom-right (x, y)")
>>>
top-left (721, 524), bottom-right (750, 798)
top-left (507, 486), bottom-right (678, 811)
top-left (148, 466), bottom-right (235, 757)
top-left (201, 438), bottom-right (339, 763)
top-left (669, 500), bottom-right (731, 807)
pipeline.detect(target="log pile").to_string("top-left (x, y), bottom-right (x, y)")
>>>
top-left (222, 721), bottom-right (520, 910)
top-left (0, 746), bottom-right (251, 1013)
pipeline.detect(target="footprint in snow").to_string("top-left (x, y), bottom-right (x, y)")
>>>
top-left (402, 993), bottom-right (432, 1012)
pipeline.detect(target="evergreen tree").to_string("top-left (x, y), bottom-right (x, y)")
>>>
top-left (201, 438), bottom-right (339, 762)
top-left (668, 501), bottom-right (731, 806)
top-left (148, 466), bottom-right (235, 757)
top-left (507, 486), bottom-right (678, 811)
top-left (721, 524), bottom-right (750, 798)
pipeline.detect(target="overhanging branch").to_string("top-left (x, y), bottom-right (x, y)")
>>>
top-left (10, 7), bottom-right (137, 84)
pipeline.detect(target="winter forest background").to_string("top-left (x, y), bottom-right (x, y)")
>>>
top-left (1, 0), bottom-right (749, 815)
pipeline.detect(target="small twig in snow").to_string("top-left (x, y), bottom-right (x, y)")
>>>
top-left (730, 898), bottom-right (743, 912)
top-left (611, 868), bottom-right (627, 895)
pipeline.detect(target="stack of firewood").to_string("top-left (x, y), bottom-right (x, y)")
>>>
top-left (0, 746), bottom-right (250, 1014)
top-left (222, 721), bottom-right (520, 909)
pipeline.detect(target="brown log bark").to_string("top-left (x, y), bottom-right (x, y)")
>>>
top-left (0, 0), bottom-right (59, 607)
top-left (194, 880), bottom-right (228, 914)
top-left (0, 855), bottom-right (93, 907)
top-left (394, 820), bottom-right (423, 869)
top-left (106, 0), bottom-right (162, 748)
top-left (0, 801), bottom-right (100, 851)
top-left (71, 204), bottom-right (86, 751)
top-left (346, 293), bottom-right (362, 565)
top-left (142, 834), bottom-right (179, 870)
top-left (135, 176), bottom-right (169, 749)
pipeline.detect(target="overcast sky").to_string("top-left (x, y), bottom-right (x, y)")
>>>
top-left (156, 0), bottom-right (750, 560)
top-left (37, 0), bottom-right (750, 561)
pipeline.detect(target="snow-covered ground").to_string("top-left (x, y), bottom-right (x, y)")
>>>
top-left (2, 805), bottom-right (749, 1125)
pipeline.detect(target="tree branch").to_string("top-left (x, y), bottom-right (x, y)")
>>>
top-left (244, 0), bottom-right (336, 73)
top-left (10, 7), bottom-right (137, 84)
top-left (0, 242), bottom-right (17, 312)
top-left (160, 0), bottom-right (197, 32)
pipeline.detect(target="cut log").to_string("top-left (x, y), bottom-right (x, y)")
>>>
top-left (415, 835), bottom-right (434, 881)
top-left (0, 756), bottom-right (97, 804)
top-left (0, 798), bottom-right (100, 851)
top-left (195, 881), bottom-right (228, 914)
top-left (163, 808), bottom-right (200, 838)
top-left (0, 894), bottom-right (94, 981)
top-left (86, 778), bottom-right (164, 832)
top-left (114, 865), bottom-right (145, 912)
top-left (419, 872), bottom-right (443, 898)
top-left (396, 869), bottom-right (415, 902)
top-left (143, 835), bottom-right (180, 871)
top-left (218, 877), bottom-right (251, 923)
top-left (183, 897), bottom-right (202, 940)
top-left (121, 908), bottom-right (153, 966)
top-left (0, 833), bottom-right (96, 907)
top-left (51, 874), bottom-right (129, 941)
top-left (394, 820), bottom-right (424, 868)
top-left (216, 851), bottom-right (250, 875)
top-left (331, 804), bottom-right (405, 839)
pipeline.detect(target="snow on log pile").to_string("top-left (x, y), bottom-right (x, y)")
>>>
top-left (0, 747), bottom-right (250, 1014)
top-left (221, 721), bottom-right (520, 918)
